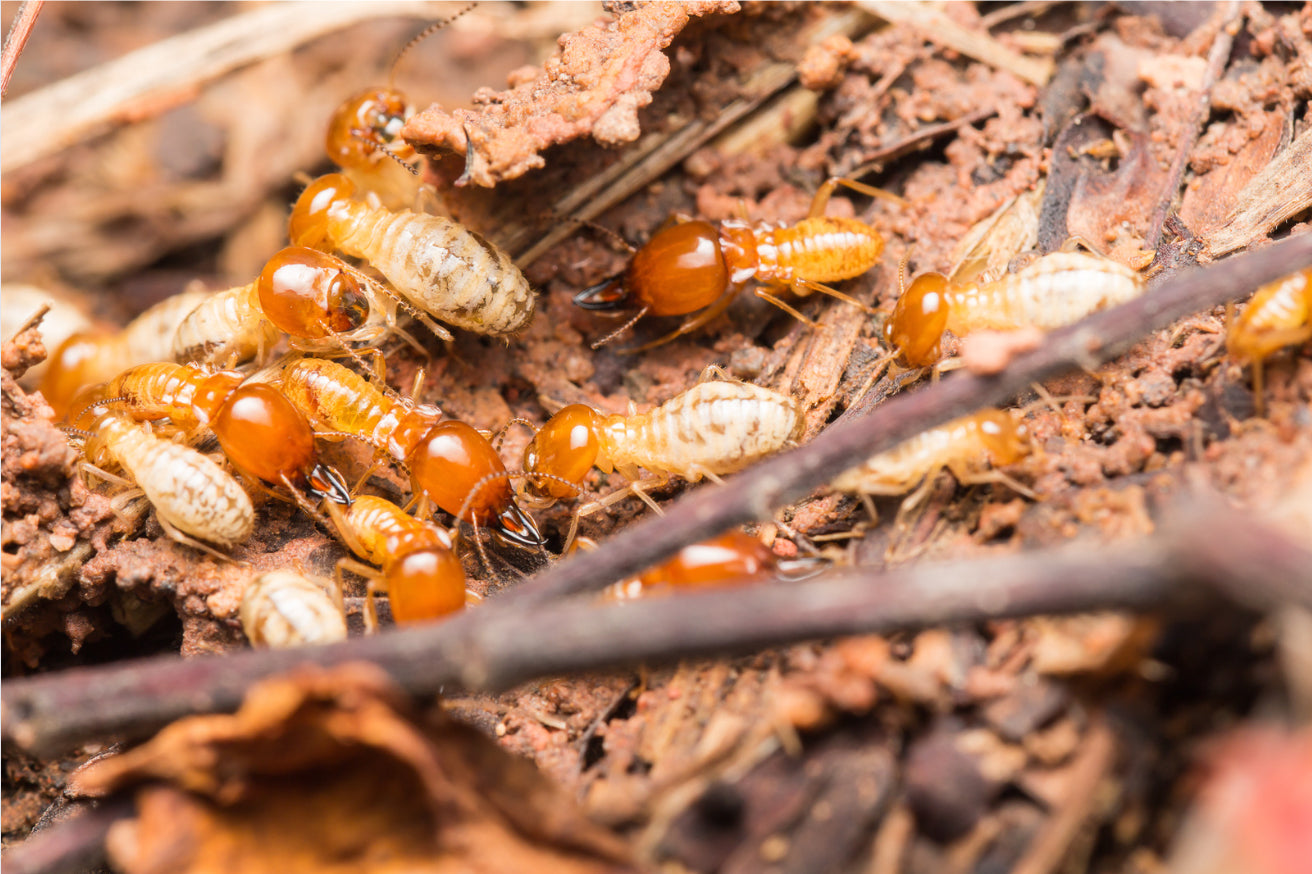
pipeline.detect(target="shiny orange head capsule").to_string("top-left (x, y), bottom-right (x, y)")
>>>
top-left (211, 383), bottom-right (351, 504)
top-left (407, 420), bottom-right (542, 547)
top-left (288, 173), bottom-right (354, 249)
top-left (385, 548), bottom-right (467, 623)
top-left (639, 531), bottom-right (776, 590)
top-left (522, 404), bottom-right (603, 500)
top-left (884, 272), bottom-right (951, 367)
top-left (325, 88), bottom-right (411, 170)
top-left (257, 247), bottom-right (371, 339)
top-left (41, 332), bottom-right (108, 419)
top-left (574, 221), bottom-right (729, 317)
top-left (974, 410), bottom-right (1031, 467)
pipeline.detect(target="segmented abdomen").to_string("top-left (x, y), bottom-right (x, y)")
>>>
top-left (832, 416), bottom-right (984, 494)
top-left (99, 414), bottom-right (254, 546)
top-left (105, 363), bottom-right (204, 426)
top-left (241, 571), bottom-right (346, 647)
top-left (1229, 267), bottom-right (1312, 361)
top-left (606, 381), bottom-right (804, 480)
top-left (343, 495), bottom-right (451, 566)
top-left (949, 252), bottom-right (1144, 333)
top-left (756, 217), bottom-right (883, 286)
top-left (330, 202), bottom-right (534, 335)
top-left (172, 283), bottom-right (279, 366)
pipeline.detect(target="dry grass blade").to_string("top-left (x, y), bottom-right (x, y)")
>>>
top-left (0, 0), bottom-right (456, 172)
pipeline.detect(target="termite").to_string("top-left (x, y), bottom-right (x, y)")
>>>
top-left (40, 288), bottom-right (212, 418)
top-left (602, 531), bottom-right (780, 601)
top-left (70, 390), bottom-right (255, 557)
top-left (573, 177), bottom-right (897, 352)
top-left (326, 494), bottom-right (468, 627)
top-left (240, 571), bottom-right (347, 648)
top-left (268, 356), bottom-right (541, 547)
top-left (883, 249), bottom-right (1146, 368)
top-left (288, 173), bottom-right (534, 337)
top-left (98, 362), bottom-right (352, 506)
top-left (170, 246), bottom-right (430, 370)
top-left (522, 377), bottom-right (805, 522)
top-left (324, 6), bottom-right (475, 208)
top-left (1227, 266), bottom-right (1312, 415)
top-left (831, 408), bottom-right (1032, 514)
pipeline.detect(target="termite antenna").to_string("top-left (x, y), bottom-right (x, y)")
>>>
top-left (548, 213), bottom-right (637, 254)
top-left (591, 307), bottom-right (649, 350)
top-left (389, 3), bottom-right (478, 88)
top-left (490, 417), bottom-right (536, 452)
top-left (384, 149), bottom-right (421, 177)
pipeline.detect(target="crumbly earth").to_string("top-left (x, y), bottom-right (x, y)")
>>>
top-left (3, 3), bottom-right (1311, 873)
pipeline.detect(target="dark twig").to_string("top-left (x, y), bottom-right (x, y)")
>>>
top-left (0, 795), bottom-right (131, 874)
top-left (5, 488), bottom-right (1312, 760)
top-left (0, 0), bottom-right (42, 99)
top-left (2, 233), bottom-right (1311, 757)
top-left (1144, 0), bottom-right (1243, 250)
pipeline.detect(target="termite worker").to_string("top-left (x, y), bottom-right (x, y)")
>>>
top-left (70, 390), bottom-right (254, 557)
top-left (573, 177), bottom-right (895, 352)
top-left (884, 249), bottom-right (1146, 368)
top-left (40, 288), bottom-right (211, 418)
top-left (831, 409), bottom-right (1032, 514)
top-left (268, 357), bottom-right (541, 547)
top-left (324, 7), bottom-right (475, 208)
top-left (1227, 266), bottom-right (1312, 415)
top-left (171, 246), bottom-right (426, 370)
top-left (98, 362), bottom-right (352, 506)
top-left (289, 173), bottom-right (534, 337)
top-left (326, 494), bottom-right (469, 627)
top-left (240, 571), bottom-right (347, 648)
top-left (522, 378), bottom-right (805, 523)
top-left (601, 531), bottom-right (780, 601)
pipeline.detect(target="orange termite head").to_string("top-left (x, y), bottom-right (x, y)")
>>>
top-left (406, 420), bottom-right (543, 548)
top-left (325, 88), bottom-right (411, 169)
top-left (187, 369), bottom-right (246, 426)
top-left (288, 174), bottom-right (355, 249)
top-left (522, 404), bottom-right (603, 501)
top-left (639, 531), bottom-right (776, 591)
top-left (384, 546), bottom-right (467, 623)
top-left (210, 383), bottom-right (351, 502)
top-left (573, 221), bottom-right (729, 318)
top-left (976, 410), bottom-right (1030, 466)
top-left (884, 272), bottom-right (950, 367)
top-left (258, 247), bottom-right (371, 339)
top-left (40, 331), bottom-right (106, 419)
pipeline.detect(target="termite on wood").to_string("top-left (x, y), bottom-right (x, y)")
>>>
top-left (573, 177), bottom-right (896, 352)
top-left (1227, 266), bottom-right (1312, 416)
top-left (240, 571), bottom-right (347, 648)
top-left (289, 173), bottom-right (534, 338)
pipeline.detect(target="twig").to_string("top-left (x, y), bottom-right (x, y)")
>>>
top-left (1, 235), bottom-right (1310, 755)
top-left (1144, 0), bottom-right (1243, 250)
top-left (0, 795), bottom-right (132, 874)
top-left (4, 485), bottom-right (1312, 758)
top-left (0, 1), bottom-right (456, 172)
top-left (0, 0), bottom-right (42, 98)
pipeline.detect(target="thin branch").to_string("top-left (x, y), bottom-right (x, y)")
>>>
top-left (4, 485), bottom-right (1312, 759)
top-left (0, 795), bottom-right (132, 874)
top-left (0, 1), bottom-right (456, 172)
top-left (0, 0), bottom-right (42, 99)
top-left (2, 234), bottom-right (1310, 755)
top-left (1145, 0), bottom-right (1243, 250)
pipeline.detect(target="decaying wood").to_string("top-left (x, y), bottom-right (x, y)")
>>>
top-left (1203, 125), bottom-right (1312, 257)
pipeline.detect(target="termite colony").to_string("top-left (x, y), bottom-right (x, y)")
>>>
top-left (7, 5), bottom-right (1310, 658)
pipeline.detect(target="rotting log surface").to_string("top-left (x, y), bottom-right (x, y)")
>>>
top-left (4, 230), bottom-right (1310, 756)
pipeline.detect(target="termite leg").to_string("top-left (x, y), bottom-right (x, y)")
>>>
top-left (752, 288), bottom-right (819, 328)
top-left (697, 363), bottom-right (734, 384)
top-left (337, 557), bottom-right (384, 633)
top-left (620, 290), bottom-right (737, 354)
top-left (155, 513), bottom-right (243, 564)
top-left (793, 278), bottom-right (877, 314)
top-left (1252, 358), bottom-right (1266, 419)
top-left (952, 467), bottom-right (1037, 500)
top-left (1058, 234), bottom-right (1105, 257)
top-left (809, 176), bottom-right (907, 218)
top-left (79, 461), bottom-right (136, 491)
